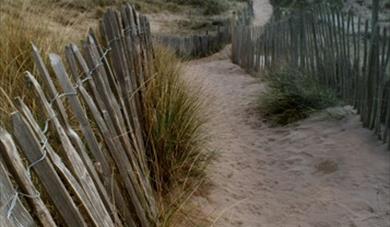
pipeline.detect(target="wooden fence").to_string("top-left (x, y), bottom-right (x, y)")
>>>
top-left (232, 2), bottom-right (390, 149)
top-left (0, 4), bottom-right (159, 226)
top-left (154, 25), bottom-right (231, 58)
top-left (155, 1), bottom-right (254, 58)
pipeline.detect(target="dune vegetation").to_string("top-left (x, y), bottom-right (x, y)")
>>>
top-left (258, 67), bottom-right (339, 125)
top-left (0, 0), bottom-right (211, 225)
top-left (145, 46), bottom-right (212, 225)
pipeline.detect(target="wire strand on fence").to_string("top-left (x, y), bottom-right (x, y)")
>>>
top-left (26, 137), bottom-right (49, 178)
top-left (5, 188), bottom-right (41, 219)
top-left (74, 46), bottom-right (112, 89)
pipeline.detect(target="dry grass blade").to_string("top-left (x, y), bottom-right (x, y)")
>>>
top-left (0, 0), bottom-right (79, 126)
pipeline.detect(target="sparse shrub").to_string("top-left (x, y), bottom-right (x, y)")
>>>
top-left (259, 67), bottom-right (338, 125)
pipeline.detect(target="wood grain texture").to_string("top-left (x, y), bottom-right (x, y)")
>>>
top-left (0, 162), bottom-right (36, 227)
top-left (12, 111), bottom-right (86, 227)
top-left (0, 127), bottom-right (56, 227)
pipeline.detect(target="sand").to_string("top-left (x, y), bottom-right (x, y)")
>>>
top-left (185, 1), bottom-right (390, 226)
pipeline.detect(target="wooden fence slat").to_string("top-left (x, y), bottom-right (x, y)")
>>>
top-left (101, 8), bottom-right (156, 226)
top-left (74, 63), bottom-right (155, 223)
top-left (0, 161), bottom-right (36, 227)
top-left (121, 5), bottom-right (145, 121)
top-left (83, 36), bottom-right (157, 220)
top-left (11, 111), bottom-right (86, 227)
top-left (33, 44), bottom-right (118, 215)
top-left (367, 0), bottom-right (381, 130)
top-left (0, 127), bottom-right (56, 227)
top-left (25, 71), bottom-right (116, 226)
top-left (101, 9), bottom-right (146, 158)
top-left (16, 98), bottom-right (127, 227)
top-left (68, 42), bottom-right (143, 226)
top-left (84, 35), bottom-right (150, 181)
top-left (32, 45), bottom-right (71, 129)
top-left (49, 54), bottom-right (116, 227)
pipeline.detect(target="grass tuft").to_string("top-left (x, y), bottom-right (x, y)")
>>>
top-left (145, 46), bottom-right (211, 192)
top-left (144, 46), bottom-right (212, 224)
top-left (259, 67), bottom-right (339, 125)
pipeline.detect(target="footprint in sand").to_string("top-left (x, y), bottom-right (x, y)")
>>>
top-left (314, 160), bottom-right (339, 175)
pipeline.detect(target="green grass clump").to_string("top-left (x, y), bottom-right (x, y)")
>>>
top-left (259, 67), bottom-right (338, 125)
top-left (144, 46), bottom-right (211, 224)
top-left (145, 46), bottom-right (211, 194)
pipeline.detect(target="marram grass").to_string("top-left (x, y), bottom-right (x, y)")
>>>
top-left (259, 67), bottom-right (339, 125)
top-left (144, 46), bottom-right (212, 224)
top-left (145, 46), bottom-right (211, 193)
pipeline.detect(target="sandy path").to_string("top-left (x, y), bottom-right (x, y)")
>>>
top-left (187, 47), bottom-right (390, 227)
top-left (185, 1), bottom-right (390, 226)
